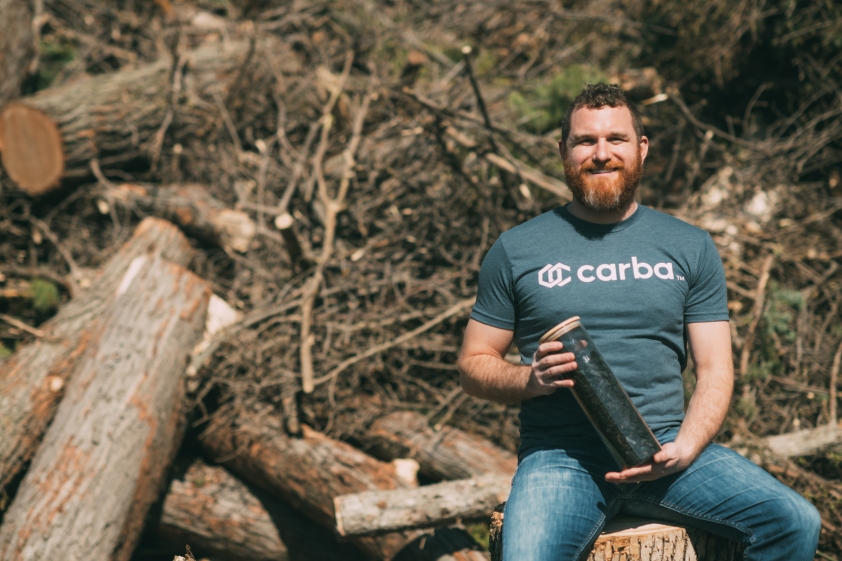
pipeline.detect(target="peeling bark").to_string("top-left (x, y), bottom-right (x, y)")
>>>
top-left (0, 218), bottom-right (194, 492)
top-left (0, 253), bottom-right (209, 561)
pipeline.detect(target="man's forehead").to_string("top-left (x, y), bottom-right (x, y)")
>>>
top-left (568, 105), bottom-right (635, 132)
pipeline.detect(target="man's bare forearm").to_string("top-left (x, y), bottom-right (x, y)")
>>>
top-left (675, 365), bottom-right (732, 458)
top-left (458, 354), bottom-right (539, 403)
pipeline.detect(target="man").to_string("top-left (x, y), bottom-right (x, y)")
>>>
top-left (457, 83), bottom-right (820, 561)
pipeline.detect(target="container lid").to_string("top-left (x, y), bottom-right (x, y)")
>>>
top-left (539, 316), bottom-right (581, 343)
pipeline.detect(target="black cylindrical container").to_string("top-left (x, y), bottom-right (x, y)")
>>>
top-left (539, 316), bottom-right (661, 469)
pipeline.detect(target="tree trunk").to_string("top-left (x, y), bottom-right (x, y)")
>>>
top-left (158, 460), bottom-right (369, 561)
top-left (0, 0), bottom-right (33, 106)
top-left (0, 253), bottom-right (210, 561)
top-left (200, 407), bottom-right (487, 561)
top-left (0, 218), bottom-right (194, 492)
top-left (335, 474), bottom-right (511, 537)
top-left (488, 505), bottom-right (743, 561)
top-left (363, 410), bottom-right (517, 481)
top-left (103, 183), bottom-right (256, 252)
top-left (0, 36), bottom-right (294, 195)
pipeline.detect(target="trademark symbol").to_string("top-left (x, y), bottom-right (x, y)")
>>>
top-left (676, 275), bottom-right (685, 280)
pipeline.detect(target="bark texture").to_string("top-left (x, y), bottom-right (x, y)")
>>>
top-left (0, 0), bottom-right (34, 105)
top-left (1, 36), bottom-right (295, 191)
top-left (0, 253), bottom-right (210, 561)
top-left (104, 183), bottom-right (256, 252)
top-left (363, 411), bottom-right (517, 481)
top-left (488, 505), bottom-right (744, 561)
top-left (158, 460), bottom-right (370, 561)
top-left (0, 218), bottom-right (194, 492)
top-left (200, 407), bottom-right (487, 561)
top-left (335, 474), bottom-right (511, 536)
top-left (159, 460), bottom-right (289, 561)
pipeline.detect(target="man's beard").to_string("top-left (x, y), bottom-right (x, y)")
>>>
top-left (563, 152), bottom-right (643, 212)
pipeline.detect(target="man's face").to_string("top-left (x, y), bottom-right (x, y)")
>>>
top-left (559, 106), bottom-right (649, 212)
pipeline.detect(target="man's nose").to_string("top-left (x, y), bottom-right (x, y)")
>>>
top-left (593, 139), bottom-right (611, 163)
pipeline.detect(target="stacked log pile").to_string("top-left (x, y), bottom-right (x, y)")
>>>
top-left (1, 0), bottom-right (842, 559)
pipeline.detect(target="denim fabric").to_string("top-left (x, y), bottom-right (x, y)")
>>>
top-left (502, 429), bottom-right (821, 561)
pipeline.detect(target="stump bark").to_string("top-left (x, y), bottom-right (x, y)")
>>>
top-left (488, 504), bottom-right (744, 561)
top-left (103, 183), bottom-right (256, 252)
top-left (200, 407), bottom-right (488, 561)
top-left (363, 411), bottom-right (517, 481)
top-left (0, 218), bottom-right (194, 492)
top-left (0, 0), bottom-right (34, 106)
top-left (0, 252), bottom-right (210, 561)
top-left (158, 460), bottom-right (369, 561)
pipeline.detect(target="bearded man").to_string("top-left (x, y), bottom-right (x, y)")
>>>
top-left (457, 83), bottom-right (820, 561)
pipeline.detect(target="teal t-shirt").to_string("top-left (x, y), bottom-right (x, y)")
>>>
top-left (471, 204), bottom-right (729, 453)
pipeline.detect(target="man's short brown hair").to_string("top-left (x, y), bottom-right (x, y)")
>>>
top-left (560, 83), bottom-right (644, 144)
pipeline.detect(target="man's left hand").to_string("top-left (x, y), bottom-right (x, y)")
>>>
top-left (604, 441), bottom-right (696, 483)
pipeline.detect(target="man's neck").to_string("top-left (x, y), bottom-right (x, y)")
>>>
top-left (566, 199), bottom-right (638, 224)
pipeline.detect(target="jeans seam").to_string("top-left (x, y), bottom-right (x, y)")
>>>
top-left (572, 497), bottom-right (617, 561)
top-left (633, 496), bottom-right (755, 542)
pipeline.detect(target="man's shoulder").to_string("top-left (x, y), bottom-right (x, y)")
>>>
top-left (498, 207), bottom-right (567, 245)
top-left (638, 205), bottom-right (712, 241)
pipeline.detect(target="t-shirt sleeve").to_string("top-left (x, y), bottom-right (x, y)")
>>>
top-left (685, 234), bottom-right (730, 323)
top-left (471, 238), bottom-right (516, 330)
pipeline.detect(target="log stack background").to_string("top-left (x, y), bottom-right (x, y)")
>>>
top-left (1, 0), bottom-right (842, 559)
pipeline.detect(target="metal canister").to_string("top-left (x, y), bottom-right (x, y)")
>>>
top-left (539, 316), bottom-right (661, 469)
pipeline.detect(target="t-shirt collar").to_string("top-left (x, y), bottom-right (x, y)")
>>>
top-left (556, 203), bottom-right (645, 234)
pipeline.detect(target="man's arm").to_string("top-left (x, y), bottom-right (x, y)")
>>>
top-left (605, 320), bottom-right (733, 482)
top-left (457, 319), bottom-right (578, 403)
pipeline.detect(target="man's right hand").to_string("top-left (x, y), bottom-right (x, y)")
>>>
top-left (528, 341), bottom-right (578, 395)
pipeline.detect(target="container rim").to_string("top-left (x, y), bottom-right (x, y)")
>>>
top-left (539, 316), bottom-right (581, 344)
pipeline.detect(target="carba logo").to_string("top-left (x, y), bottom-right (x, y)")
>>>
top-left (539, 257), bottom-right (677, 288)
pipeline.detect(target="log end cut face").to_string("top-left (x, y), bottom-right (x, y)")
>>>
top-left (0, 103), bottom-right (64, 195)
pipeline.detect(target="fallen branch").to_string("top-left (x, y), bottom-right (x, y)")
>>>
top-left (101, 182), bottom-right (256, 252)
top-left (312, 297), bottom-right (475, 388)
top-left (334, 474), bottom-right (511, 537)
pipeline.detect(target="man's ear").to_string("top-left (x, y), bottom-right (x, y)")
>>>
top-left (557, 138), bottom-right (567, 159)
top-left (638, 135), bottom-right (649, 163)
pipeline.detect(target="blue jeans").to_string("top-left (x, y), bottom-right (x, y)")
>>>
top-left (502, 429), bottom-right (820, 561)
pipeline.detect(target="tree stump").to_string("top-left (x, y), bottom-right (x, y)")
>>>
top-left (488, 503), bottom-right (744, 561)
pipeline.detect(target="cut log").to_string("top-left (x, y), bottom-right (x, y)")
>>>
top-left (157, 460), bottom-right (369, 561)
top-left (0, 252), bottom-right (210, 560)
top-left (335, 474), bottom-right (512, 537)
top-left (200, 407), bottom-right (488, 561)
top-left (0, 217), bottom-right (194, 492)
top-left (363, 410), bottom-right (517, 481)
top-left (488, 505), bottom-right (743, 561)
top-left (0, 104), bottom-right (63, 195)
top-left (159, 459), bottom-right (289, 561)
top-left (0, 37), bottom-right (297, 195)
top-left (0, 0), bottom-right (34, 105)
top-left (103, 183), bottom-right (256, 252)
top-left (762, 424), bottom-right (842, 458)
